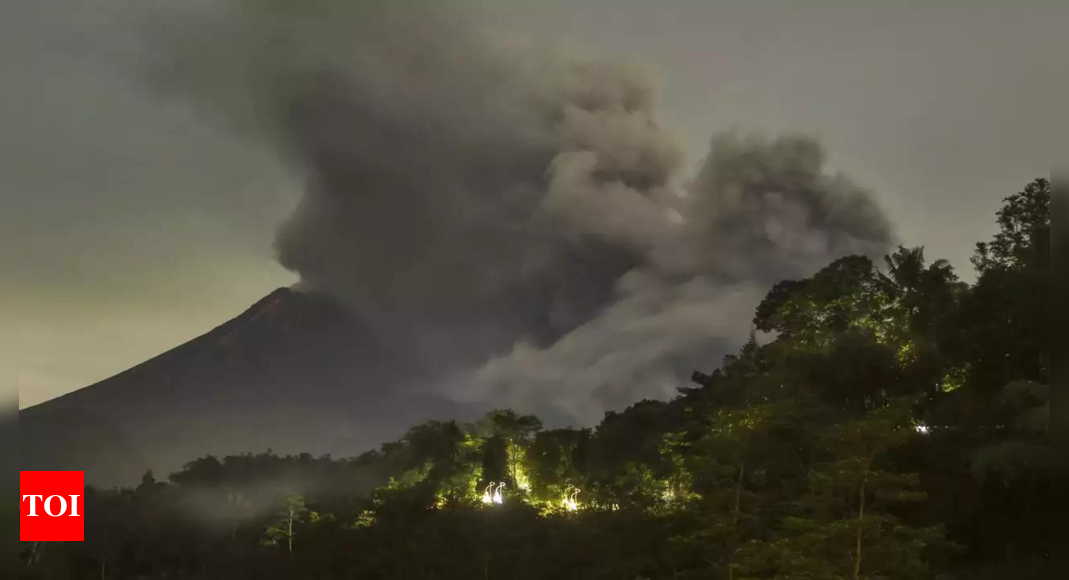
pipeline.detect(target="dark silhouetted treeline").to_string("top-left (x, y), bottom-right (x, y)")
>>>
top-left (19, 179), bottom-right (1049, 579)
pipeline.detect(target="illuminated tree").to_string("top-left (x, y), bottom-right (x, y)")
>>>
top-left (527, 428), bottom-right (589, 506)
top-left (262, 494), bottom-right (315, 559)
top-left (478, 410), bottom-right (541, 493)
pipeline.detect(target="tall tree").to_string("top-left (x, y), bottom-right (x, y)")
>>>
top-left (960, 178), bottom-right (1050, 390)
top-left (736, 400), bottom-right (946, 580)
top-left (262, 494), bottom-right (314, 560)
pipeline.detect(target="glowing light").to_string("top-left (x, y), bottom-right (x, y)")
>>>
top-left (562, 487), bottom-right (581, 512)
top-left (915, 424), bottom-right (931, 435)
top-left (493, 482), bottom-right (505, 505)
top-left (482, 482), bottom-right (496, 505)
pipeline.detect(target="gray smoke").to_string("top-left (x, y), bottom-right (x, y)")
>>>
top-left (463, 134), bottom-right (895, 419)
top-left (147, 0), bottom-right (894, 424)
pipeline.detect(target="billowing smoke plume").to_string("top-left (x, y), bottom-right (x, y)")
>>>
top-left (463, 135), bottom-right (895, 419)
top-left (148, 0), bottom-right (894, 424)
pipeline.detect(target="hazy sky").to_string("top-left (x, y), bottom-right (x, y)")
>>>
top-left (6, 0), bottom-right (1062, 409)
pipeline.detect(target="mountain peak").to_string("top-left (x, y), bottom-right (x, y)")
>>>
top-left (20, 288), bottom-right (472, 486)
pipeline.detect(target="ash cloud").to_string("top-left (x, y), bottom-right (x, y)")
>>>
top-left (148, 0), bottom-right (894, 424)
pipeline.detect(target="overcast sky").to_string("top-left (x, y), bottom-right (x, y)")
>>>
top-left (5, 0), bottom-right (1062, 409)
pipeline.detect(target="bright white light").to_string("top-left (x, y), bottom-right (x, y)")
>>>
top-left (482, 482), bottom-right (495, 505)
top-left (563, 488), bottom-right (581, 512)
top-left (915, 424), bottom-right (931, 435)
top-left (493, 483), bottom-right (505, 505)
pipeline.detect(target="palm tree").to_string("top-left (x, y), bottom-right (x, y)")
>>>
top-left (881, 246), bottom-right (960, 331)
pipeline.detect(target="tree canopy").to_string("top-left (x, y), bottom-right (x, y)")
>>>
top-left (20, 178), bottom-right (1049, 579)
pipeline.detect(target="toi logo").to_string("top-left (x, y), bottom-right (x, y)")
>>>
top-left (20, 471), bottom-right (84, 541)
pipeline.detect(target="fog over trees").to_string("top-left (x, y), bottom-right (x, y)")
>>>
top-left (20, 179), bottom-right (1049, 580)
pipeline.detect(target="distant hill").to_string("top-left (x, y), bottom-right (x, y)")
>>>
top-left (19, 288), bottom-right (473, 486)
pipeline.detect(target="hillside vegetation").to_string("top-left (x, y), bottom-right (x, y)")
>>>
top-left (20, 179), bottom-right (1049, 580)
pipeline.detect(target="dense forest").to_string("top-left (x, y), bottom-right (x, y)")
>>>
top-left (19, 179), bottom-right (1050, 579)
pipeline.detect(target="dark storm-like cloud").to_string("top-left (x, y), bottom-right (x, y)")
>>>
top-left (464, 134), bottom-right (896, 418)
top-left (148, 0), bottom-right (894, 423)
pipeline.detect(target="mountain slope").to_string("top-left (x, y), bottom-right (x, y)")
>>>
top-left (19, 288), bottom-right (472, 486)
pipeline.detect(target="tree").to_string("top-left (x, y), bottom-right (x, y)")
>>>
top-left (972, 178), bottom-right (1050, 274)
top-left (262, 494), bottom-right (314, 559)
top-left (671, 403), bottom-right (791, 580)
top-left (485, 409), bottom-right (543, 443)
top-left (527, 428), bottom-right (588, 506)
top-left (587, 400), bottom-right (673, 507)
top-left (881, 246), bottom-right (963, 336)
top-left (480, 434), bottom-right (510, 490)
top-left (972, 381), bottom-right (1049, 484)
top-left (964, 380), bottom-right (1051, 566)
top-left (959, 179), bottom-right (1050, 390)
top-left (19, 177), bottom-right (1051, 580)
top-left (477, 410), bottom-right (542, 494)
top-left (737, 400), bottom-right (947, 580)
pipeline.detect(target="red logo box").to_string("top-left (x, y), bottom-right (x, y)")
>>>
top-left (20, 471), bottom-right (84, 542)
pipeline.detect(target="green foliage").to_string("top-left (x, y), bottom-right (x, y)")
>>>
top-left (261, 494), bottom-right (315, 556)
top-left (527, 428), bottom-right (589, 504)
top-left (730, 401), bottom-right (950, 580)
top-left (480, 434), bottom-right (510, 489)
top-left (20, 178), bottom-right (1049, 579)
top-left (484, 409), bottom-right (543, 443)
top-left (972, 178), bottom-right (1050, 274)
top-left (959, 178), bottom-right (1050, 391)
top-left (754, 255), bottom-right (889, 346)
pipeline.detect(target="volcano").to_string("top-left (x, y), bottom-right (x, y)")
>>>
top-left (18, 288), bottom-right (473, 486)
